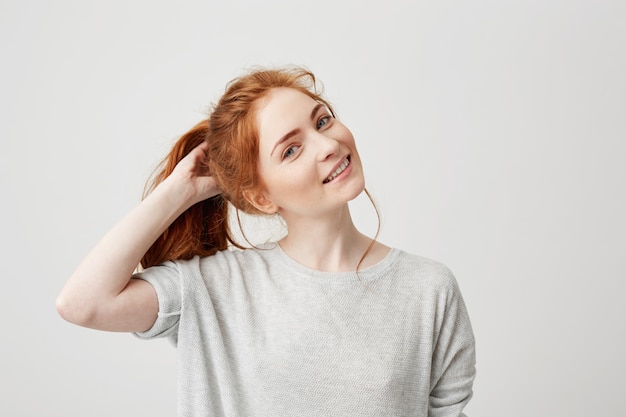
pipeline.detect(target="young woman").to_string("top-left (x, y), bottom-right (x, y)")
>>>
top-left (57, 67), bottom-right (476, 416)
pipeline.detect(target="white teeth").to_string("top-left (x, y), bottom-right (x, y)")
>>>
top-left (324, 158), bottom-right (350, 183)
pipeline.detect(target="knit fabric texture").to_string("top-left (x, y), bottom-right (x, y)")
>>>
top-left (134, 244), bottom-right (476, 416)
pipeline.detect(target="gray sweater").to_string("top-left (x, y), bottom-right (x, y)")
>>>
top-left (134, 244), bottom-right (475, 416)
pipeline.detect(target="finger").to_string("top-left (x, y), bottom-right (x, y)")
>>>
top-left (174, 141), bottom-right (209, 174)
top-left (199, 177), bottom-right (221, 200)
top-left (188, 141), bottom-right (209, 161)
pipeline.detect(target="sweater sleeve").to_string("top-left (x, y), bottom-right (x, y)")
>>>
top-left (428, 272), bottom-right (476, 417)
top-left (132, 261), bottom-right (182, 341)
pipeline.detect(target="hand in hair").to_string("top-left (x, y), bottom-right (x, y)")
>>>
top-left (164, 141), bottom-right (221, 208)
top-left (56, 141), bottom-right (221, 333)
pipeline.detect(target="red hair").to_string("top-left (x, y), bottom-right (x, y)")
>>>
top-left (140, 67), bottom-right (335, 268)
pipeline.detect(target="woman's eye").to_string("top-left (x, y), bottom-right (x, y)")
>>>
top-left (282, 145), bottom-right (299, 160)
top-left (317, 115), bottom-right (331, 129)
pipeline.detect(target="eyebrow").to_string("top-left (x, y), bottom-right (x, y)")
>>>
top-left (270, 103), bottom-right (324, 157)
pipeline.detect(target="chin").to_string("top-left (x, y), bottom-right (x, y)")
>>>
top-left (346, 177), bottom-right (366, 202)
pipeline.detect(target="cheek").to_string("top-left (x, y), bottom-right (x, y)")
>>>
top-left (337, 123), bottom-right (356, 143)
top-left (285, 167), bottom-right (319, 190)
top-left (264, 166), bottom-right (318, 200)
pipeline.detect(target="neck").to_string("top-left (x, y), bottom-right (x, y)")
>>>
top-left (278, 205), bottom-right (376, 272)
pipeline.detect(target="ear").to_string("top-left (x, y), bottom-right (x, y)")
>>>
top-left (242, 188), bottom-right (278, 214)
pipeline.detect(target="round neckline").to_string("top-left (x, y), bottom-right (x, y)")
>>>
top-left (266, 242), bottom-right (402, 282)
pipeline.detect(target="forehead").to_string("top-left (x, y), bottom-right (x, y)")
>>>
top-left (256, 88), bottom-right (318, 145)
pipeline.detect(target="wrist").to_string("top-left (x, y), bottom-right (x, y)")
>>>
top-left (149, 177), bottom-right (197, 215)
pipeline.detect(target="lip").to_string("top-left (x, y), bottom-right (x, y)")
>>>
top-left (322, 155), bottom-right (351, 184)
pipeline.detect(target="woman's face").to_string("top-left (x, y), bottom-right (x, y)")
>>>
top-left (253, 87), bottom-right (365, 220)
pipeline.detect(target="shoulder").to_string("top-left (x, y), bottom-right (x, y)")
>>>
top-left (197, 244), bottom-right (279, 271)
top-left (166, 244), bottom-right (277, 272)
top-left (137, 246), bottom-right (277, 288)
top-left (391, 250), bottom-right (461, 294)
top-left (166, 244), bottom-right (281, 290)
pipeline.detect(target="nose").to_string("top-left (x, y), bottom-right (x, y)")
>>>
top-left (313, 131), bottom-right (340, 162)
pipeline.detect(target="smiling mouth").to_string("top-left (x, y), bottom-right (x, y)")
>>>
top-left (323, 156), bottom-right (350, 184)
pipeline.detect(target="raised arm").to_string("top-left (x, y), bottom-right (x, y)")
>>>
top-left (56, 142), bottom-right (219, 332)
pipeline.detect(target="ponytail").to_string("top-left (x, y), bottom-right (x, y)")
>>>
top-left (140, 120), bottom-right (232, 269)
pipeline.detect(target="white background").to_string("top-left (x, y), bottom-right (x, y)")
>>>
top-left (1, 1), bottom-right (624, 416)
